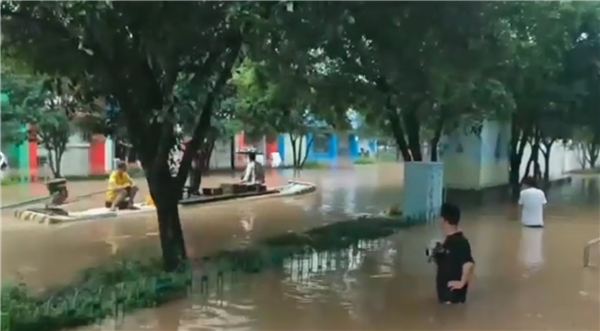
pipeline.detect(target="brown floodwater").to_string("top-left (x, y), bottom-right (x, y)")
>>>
top-left (1, 164), bottom-right (599, 330)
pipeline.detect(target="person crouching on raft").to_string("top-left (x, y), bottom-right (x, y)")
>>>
top-left (106, 161), bottom-right (139, 211)
top-left (240, 151), bottom-right (265, 185)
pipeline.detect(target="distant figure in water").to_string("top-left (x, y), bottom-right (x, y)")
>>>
top-left (106, 161), bottom-right (139, 211)
top-left (519, 176), bottom-right (547, 228)
top-left (386, 204), bottom-right (402, 216)
top-left (241, 152), bottom-right (265, 185)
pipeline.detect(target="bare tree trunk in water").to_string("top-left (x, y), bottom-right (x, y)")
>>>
top-left (429, 117), bottom-right (444, 162)
top-left (540, 138), bottom-right (555, 190)
top-left (586, 142), bottom-right (600, 168)
top-left (524, 130), bottom-right (542, 183)
top-left (148, 170), bottom-right (187, 270)
top-left (299, 135), bottom-right (314, 168)
top-left (403, 111), bottom-right (423, 161)
top-left (509, 116), bottom-right (533, 201)
top-left (290, 135), bottom-right (299, 168)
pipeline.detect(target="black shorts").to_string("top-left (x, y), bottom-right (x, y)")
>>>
top-left (436, 282), bottom-right (468, 304)
top-left (105, 200), bottom-right (130, 209)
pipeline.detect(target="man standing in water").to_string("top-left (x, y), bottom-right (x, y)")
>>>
top-left (518, 176), bottom-right (547, 228)
top-left (434, 203), bottom-right (475, 304)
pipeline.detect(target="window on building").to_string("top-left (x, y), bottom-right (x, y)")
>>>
top-left (81, 131), bottom-right (93, 142)
top-left (313, 133), bottom-right (331, 154)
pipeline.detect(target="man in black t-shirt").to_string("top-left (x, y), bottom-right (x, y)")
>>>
top-left (433, 203), bottom-right (475, 304)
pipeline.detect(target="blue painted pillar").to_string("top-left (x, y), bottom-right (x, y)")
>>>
top-left (277, 134), bottom-right (286, 164)
top-left (349, 134), bottom-right (358, 160)
top-left (306, 133), bottom-right (315, 162)
top-left (330, 134), bottom-right (338, 161)
top-left (402, 162), bottom-right (444, 221)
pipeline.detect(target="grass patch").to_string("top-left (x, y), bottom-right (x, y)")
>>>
top-left (376, 151), bottom-right (400, 163)
top-left (0, 176), bottom-right (20, 186)
top-left (1, 259), bottom-right (192, 331)
top-left (353, 157), bottom-right (376, 165)
top-left (301, 161), bottom-right (327, 169)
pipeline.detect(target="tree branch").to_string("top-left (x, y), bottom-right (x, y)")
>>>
top-left (175, 34), bottom-right (243, 189)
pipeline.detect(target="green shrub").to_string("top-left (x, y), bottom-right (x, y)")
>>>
top-left (1, 259), bottom-right (191, 331)
top-left (353, 157), bottom-right (375, 165)
top-left (0, 175), bottom-right (20, 186)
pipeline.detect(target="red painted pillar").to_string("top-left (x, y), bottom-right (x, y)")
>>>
top-left (26, 123), bottom-right (38, 181)
top-left (28, 141), bottom-right (38, 181)
top-left (236, 132), bottom-right (246, 168)
top-left (89, 134), bottom-right (106, 175)
top-left (265, 135), bottom-right (278, 167)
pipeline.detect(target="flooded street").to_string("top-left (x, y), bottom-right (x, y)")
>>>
top-left (1, 164), bottom-right (599, 330)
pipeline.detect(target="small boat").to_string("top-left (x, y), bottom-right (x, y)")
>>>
top-left (14, 181), bottom-right (316, 225)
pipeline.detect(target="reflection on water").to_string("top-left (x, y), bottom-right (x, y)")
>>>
top-left (2, 166), bottom-right (599, 330)
top-left (518, 228), bottom-right (544, 270)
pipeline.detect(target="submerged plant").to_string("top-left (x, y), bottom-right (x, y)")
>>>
top-left (1, 211), bottom-right (434, 331)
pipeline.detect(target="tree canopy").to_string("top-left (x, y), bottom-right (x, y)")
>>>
top-left (2, 1), bottom-right (599, 269)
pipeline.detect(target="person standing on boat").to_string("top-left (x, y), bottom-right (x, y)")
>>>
top-left (106, 161), bottom-right (139, 211)
top-left (240, 147), bottom-right (265, 185)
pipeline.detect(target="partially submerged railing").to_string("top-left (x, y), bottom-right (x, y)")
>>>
top-left (583, 237), bottom-right (600, 267)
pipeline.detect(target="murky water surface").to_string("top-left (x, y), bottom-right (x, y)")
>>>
top-left (1, 164), bottom-right (599, 330)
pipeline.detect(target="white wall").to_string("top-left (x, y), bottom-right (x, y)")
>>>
top-left (38, 132), bottom-right (90, 177)
top-left (105, 137), bottom-right (115, 172)
top-left (279, 134), bottom-right (308, 167)
top-left (209, 138), bottom-right (233, 170)
top-left (519, 141), bottom-right (599, 180)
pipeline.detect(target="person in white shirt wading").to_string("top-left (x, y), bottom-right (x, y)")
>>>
top-left (518, 176), bottom-right (547, 228)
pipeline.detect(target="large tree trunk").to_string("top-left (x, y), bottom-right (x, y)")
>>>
top-left (155, 198), bottom-right (187, 271)
top-left (523, 131), bottom-right (542, 183)
top-left (188, 153), bottom-right (202, 196)
top-left (109, 32), bottom-right (241, 272)
top-left (150, 171), bottom-right (188, 271)
top-left (540, 138), bottom-right (555, 190)
top-left (376, 78), bottom-right (414, 162)
top-left (403, 110), bottom-right (423, 161)
top-left (290, 134), bottom-right (301, 168)
top-left (429, 116), bottom-right (444, 162)
top-left (201, 138), bottom-right (215, 172)
top-left (508, 117), bottom-right (533, 201)
top-left (299, 135), bottom-right (314, 168)
top-left (586, 142), bottom-right (600, 168)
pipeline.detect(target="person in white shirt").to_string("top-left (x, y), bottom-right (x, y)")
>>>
top-left (518, 176), bottom-right (547, 228)
top-left (241, 152), bottom-right (265, 185)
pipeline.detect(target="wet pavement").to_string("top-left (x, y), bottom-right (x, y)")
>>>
top-left (1, 164), bottom-right (599, 330)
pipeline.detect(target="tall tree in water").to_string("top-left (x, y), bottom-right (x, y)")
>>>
top-left (1, 1), bottom-right (255, 270)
